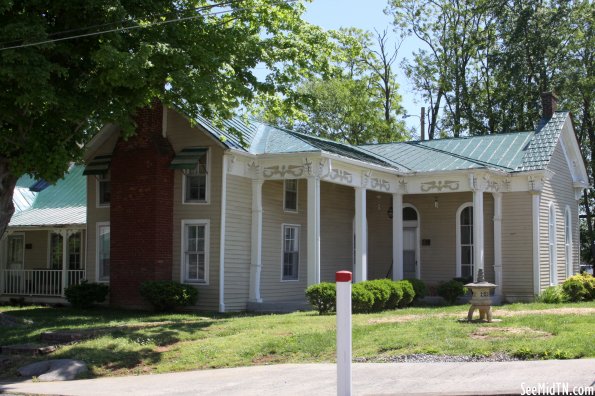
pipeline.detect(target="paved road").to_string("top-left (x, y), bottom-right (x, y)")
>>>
top-left (1, 360), bottom-right (594, 395)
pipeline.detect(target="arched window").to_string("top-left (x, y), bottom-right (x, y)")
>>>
top-left (548, 203), bottom-right (557, 285)
top-left (456, 203), bottom-right (473, 279)
top-left (564, 206), bottom-right (572, 277)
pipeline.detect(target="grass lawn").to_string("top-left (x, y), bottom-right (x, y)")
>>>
top-left (0, 301), bottom-right (594, 379)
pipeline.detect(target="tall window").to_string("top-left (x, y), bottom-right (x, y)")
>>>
top-left (548, 203), bottom-right (557, 285)
top-left (282, 225), bottom-right (299, 280)
top-left (564, 206), bottom-right (572, 278)
top-left (69, 232), bottom-right (82, 270)
top-left (97, 173), bottom-right (111, 207)
top-left (97, 223), bottom-right (110, 281)
top-left (284, 179), bottom-right (298, 212)
top-left (183, 220), bottom-right (209, 283)
top-left (457, 204), bottom-right (474, 279)
top-left (49, 232), bottom-right (63, 269)
top-left (184, 153), bottom-right (208, 203)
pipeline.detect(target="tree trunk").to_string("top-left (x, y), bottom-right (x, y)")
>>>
top-left (0, 158), bottom-right (17, 239)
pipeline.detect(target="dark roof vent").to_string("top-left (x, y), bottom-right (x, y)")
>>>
top-left (541, 92), bottom-right (558, 119)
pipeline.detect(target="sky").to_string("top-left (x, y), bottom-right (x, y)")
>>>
top-left (303, 0), bottom-right (425, 136)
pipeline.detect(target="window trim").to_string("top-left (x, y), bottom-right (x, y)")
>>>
top-left (564, 205), bottom-right (572, 278)
top-left (180, 219), bottom-right (210, 285)
top-left (96, 222), bottom-right (110, 283)
top-left (280, 223), bottom-right (300, 282)
top-left (182, 148), bottom-right (211, 205)
top-left (283, 179), bottom-right (298, 213)
top-left (455, 202), bottom-right (474, 279)
top-left (95, 173), bottom-right (111, 208)
top-left (548, 202), bottom-right (558, 285)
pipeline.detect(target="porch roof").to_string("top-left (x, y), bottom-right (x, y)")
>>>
top-left (10, 165), bottom-right (86, 228)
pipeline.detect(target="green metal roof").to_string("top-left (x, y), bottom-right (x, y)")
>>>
top-left (10, 165), bottom-right (86, 227)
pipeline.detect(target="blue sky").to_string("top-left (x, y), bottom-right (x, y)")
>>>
top-left (304, 0), bottom-right (425, 136)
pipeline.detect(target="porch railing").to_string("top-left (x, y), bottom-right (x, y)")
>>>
top-left (1, 269), bottom-right (86, 297)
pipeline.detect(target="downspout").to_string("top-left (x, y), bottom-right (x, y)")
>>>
top-left (219, 154), bottom-right (228, 313)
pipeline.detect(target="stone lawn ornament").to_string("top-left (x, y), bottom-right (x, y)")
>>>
top-left (465, 269), bottom-right (497, 322)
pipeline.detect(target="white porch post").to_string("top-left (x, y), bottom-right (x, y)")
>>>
top-left (392, 193), bottom-right (403, 281)
top-left (249, 179), bottom-right (263, 302)
top-left (61, 230), bottom-right (69, 297)
top-left (472, 188), bottom-right (485, 282)
top-left (307, 176), bottom-right (321, 286)
top-left (492, 192), bottom-right (503, 297)
top-left (354, 187), bottom-right (368, 283)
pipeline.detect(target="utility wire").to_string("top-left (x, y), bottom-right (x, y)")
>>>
top-left (0, 0), bottom-right (296, 52)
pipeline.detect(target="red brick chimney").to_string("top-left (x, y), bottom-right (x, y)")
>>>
top-left (109, 100), bottom-right (175, 309)
top-left (541, 92), bottom-right (558, 119)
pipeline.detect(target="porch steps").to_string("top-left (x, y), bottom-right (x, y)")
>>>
top-left (0, 343), bottom-right (57, 356)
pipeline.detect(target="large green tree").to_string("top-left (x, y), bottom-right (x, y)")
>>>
top-left (0, 0), bottom-right (332, 236)
top-left (265, 28), bottom-right (408, 144)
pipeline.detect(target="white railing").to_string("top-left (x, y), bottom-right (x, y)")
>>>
top-left (1, 269), bottom-right (86, 296)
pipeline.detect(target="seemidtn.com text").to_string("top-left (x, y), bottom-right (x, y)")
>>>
top-left (521, 383), bottom-right (594, 395)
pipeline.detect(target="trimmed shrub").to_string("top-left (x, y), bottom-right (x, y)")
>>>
top-left (305, 282), bottom-right (336, 314)
top-left (361, 280), bottom-right (392, 311)
top-left (377, 279), bottom-right (403, 309)
top-left (404, 278), bottom-right (427, 300)
top-left (561, 278), bottom-right (588, 302)
top-left (564, 273), bottom-right (595, 301)
top-left (396, 280), bottom-right (415, 307)
top-left (437, 280), bottom-right (467, 305)
top-left (139, 280), bottom-right (198, 311)
top-left (65, 281), bottom-right (109, 308)
top-left (536, 286), bottom-right (566, 304)
top-left (351, 283), bottom-right (375, 313)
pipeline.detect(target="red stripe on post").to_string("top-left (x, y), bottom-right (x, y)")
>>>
top-left (336, 271), bottom-right (352, 282)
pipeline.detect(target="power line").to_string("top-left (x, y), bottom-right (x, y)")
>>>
top-left (0, 0), bottom-right (240, 48)
top-left (0, 0), bottom-right (296, 52)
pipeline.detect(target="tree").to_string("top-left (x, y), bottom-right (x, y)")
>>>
top-left (0, 0), bottom-right (333, 236)
top-left (265, 28), bottom-right (408, 144)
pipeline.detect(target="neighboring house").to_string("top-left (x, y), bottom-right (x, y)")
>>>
top-left (0, 165), bottom-right (87, 302)
top-left (79, 92), bottom-right (588, 312)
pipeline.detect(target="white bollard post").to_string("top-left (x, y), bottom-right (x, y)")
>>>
top-left (336, 270), bottom-right (352, 396)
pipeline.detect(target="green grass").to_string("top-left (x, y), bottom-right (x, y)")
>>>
top-left (1, 301), bottom-right (594, 378)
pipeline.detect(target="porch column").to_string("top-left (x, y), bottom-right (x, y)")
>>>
top-left (472, 188), bottom-right (485, 282)
top-left (354, 187), bottom-right (367, 282)
top-left (307, 176), bottom-right (321, 286)
top-left (492, 192), bottom-right (503, 297)
top-left (249, 179), bottom-right (263, 302)
top-left (392, 193), bottom-right (404, 281)
top-left (61, 230), bottom-right (69, 297)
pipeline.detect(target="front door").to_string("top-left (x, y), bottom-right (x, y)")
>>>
top-left (7, 234), bottom-right (24, 270)
top-left (403, 227), bottom-right (417, 279)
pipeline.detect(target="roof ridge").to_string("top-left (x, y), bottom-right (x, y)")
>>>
top-left (359, 130), bottom-right (534, 147)
top-left (404, 141), bottom-right (515, 171)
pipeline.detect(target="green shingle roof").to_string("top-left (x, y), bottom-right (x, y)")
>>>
top-left (10, 165), bottom-right (86, 227)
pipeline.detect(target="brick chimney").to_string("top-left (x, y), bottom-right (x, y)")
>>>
top-left (541, 92), bottom-right (558, 119)
top-left (109, 100), bottom-right (175, 309)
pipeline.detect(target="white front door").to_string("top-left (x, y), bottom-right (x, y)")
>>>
top-left (403, 227), bottom-right (417, 279)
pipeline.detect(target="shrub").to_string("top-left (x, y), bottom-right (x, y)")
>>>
top-left (536, 286), bottom-right (566, 304)
top-left (305, 282), bottom-right (336, 314)
top-left (351, 283), bottom-right (375, 313)
top-left (396, 280), bottom-right (415, 307)
top-left (139, 280), bottom-right (198, 311)
top-left (377, 279), bottom-right (403, 309)
top-left (360, 280), bottom-right (391, 311)
top-left (404, 278), bottom-right (427, 300)
top-left (564, 273), bottom-right (595, 301)
top-left (561, 278), bottom-right (588, 302)
top-left (437, 280), bottom-right (467, 304)
top-left (65, 281), bottom-right (109, 308)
